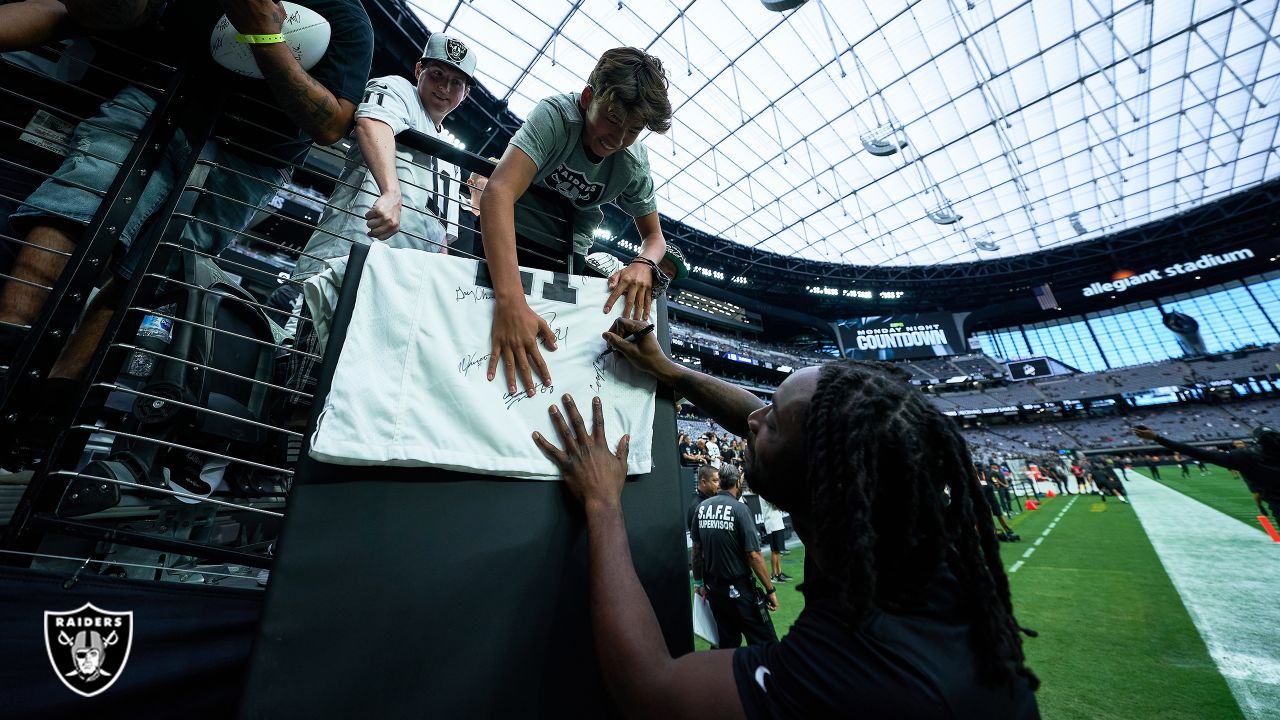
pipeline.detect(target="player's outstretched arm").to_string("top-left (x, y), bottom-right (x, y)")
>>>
top-left (603, 317), bottom-right (762, 438)
top-left (1133, 426), bottom-right (1244, 470)
top-left (533, 395), bottom-right (745, 720)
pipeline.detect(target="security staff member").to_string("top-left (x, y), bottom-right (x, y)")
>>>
top-left (692, 464), bottom-right (778, 648)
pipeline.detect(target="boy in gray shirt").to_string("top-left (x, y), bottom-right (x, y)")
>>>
top-left (478, 47), bottom-right (674, 398)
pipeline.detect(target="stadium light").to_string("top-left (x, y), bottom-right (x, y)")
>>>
top-left (440, 128), bottom-right (466, 150)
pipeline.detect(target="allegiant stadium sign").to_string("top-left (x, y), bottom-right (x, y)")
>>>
top-left (1081, 248), bottom-right (1255, 297)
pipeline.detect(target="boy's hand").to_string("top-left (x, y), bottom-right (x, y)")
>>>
top-left (532, 395), bottom-right (629, 511)
top-left (488, 299), bottom-right (557, 396)
top-left (601, 317), bottom-right (672, 379)
top-left (466, 173), bottom-right (488, 217)
top-left (605, 262), bottom-right (653, 322)
top-left (365, 191), bottom-right (402, 240)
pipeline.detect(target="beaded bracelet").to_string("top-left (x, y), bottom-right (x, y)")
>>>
top-left (627, 254), bottom-right (675, 294)
top-left (629, 256), bottom-right (671, 288)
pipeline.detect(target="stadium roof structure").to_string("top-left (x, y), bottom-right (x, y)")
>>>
top-left (413, 0), bottom-right (1279, 273)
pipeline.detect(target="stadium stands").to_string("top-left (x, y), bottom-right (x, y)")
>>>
top-left (671, 332), bottom-right (1279, 459)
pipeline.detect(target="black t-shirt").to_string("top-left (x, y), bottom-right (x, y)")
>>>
top-left (151, 0), bottom-right (374, 165)
top-left (977, 471), bottom-right (1000, 509)
top-left (687, 490), bottom-right (710, 536)
top-left (680, 442), bottom-right (701, 467)
top-left (695, 492), bottom-right (760, 585)
top-left (732, 569), bottom-right (1040, 719)
top-left (1089, 463), bottom-right (1117, 488)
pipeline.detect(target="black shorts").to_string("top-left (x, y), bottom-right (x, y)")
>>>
top-left (768, 529), bottom-right (786, 554)
top-left (982, 487), bottom-right (1003, 517)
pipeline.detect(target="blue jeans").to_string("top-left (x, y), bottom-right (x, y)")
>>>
top-left (12, 85), bottom-right (286, 279)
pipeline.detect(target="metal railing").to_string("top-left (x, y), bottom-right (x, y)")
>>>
top-left (0, 37), bottom-right (577, 584)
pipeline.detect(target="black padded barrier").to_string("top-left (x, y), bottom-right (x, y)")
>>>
top-left (0, 565), bottom-right (262, 718)
top-left (241, 243), bottom-right (693, 718)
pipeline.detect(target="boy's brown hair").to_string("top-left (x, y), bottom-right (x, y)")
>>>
top-left (588, 47), bottom-right (673, 134)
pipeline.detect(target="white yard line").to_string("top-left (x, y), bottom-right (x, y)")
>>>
top-left (1008, 496), bottom-right (1075, 574)
top-left (1127, 473), bottom-right (1280, 720)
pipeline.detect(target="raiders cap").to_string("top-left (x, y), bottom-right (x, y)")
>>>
top-left (663, 243), bottom-right (690, 280)
top-left (422, 33), bottom-right (477, 83)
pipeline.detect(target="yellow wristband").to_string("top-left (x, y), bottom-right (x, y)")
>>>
top-left (235, 33), bottom-right (286, 44)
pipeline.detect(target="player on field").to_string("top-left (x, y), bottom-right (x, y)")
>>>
top-left (1134, 426), bottom-right (1280, 522)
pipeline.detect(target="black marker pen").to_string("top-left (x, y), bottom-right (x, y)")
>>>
top-left (598, 324), bottom-right (655, 359)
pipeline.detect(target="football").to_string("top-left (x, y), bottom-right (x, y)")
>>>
top-left (209, 2), bottom-right (331, 79)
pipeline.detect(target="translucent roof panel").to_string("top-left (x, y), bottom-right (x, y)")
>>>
top-left (415, 0), bottom-right (1280, 267)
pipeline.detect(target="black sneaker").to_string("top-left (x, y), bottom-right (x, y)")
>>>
top-left (771, 574), bottom-right (788, 583)
top-left (777, 572), bottom-right (794, 581)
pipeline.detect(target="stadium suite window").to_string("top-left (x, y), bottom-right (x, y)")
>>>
top-left (980, 329), bottom-right (1029, 359)
top-left (1025, 320), bottom-right (1107, 373)
top-left (1087, 304), bottom-right (1182, 367)
top-left (1249, 273), bottom-right (1280, 318)
top-left (975, 272), bottom-right (1280, 372)
top-left (1164, 284), bottom-right (1279, 353)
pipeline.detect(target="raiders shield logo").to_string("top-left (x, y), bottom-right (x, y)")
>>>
top-left (544, 166), bottom-right (605, 207)
top-left (446, 38), bottom-right (469, 63)
top-left (44, 603), bottom-right (133, 698)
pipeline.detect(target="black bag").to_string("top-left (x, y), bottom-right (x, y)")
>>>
top-left (57, 255), bottom-right (285, 516)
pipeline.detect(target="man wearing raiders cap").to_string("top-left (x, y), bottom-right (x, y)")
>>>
top-left (1134, 424), bottom-right (1280, 522)
top-left (285, 33), bottom-right (479, 418)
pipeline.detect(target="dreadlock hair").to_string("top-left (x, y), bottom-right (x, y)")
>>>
top-left (802, 359), bottom-right (1039, 691)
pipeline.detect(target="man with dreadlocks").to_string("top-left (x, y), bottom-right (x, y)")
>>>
top-left (530, 317), bottom-right (1040, 718)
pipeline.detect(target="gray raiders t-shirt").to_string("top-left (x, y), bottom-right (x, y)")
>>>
top-left (508, 92), bottom-right (658, 254)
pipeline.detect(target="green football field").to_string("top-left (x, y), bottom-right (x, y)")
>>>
top-left (688, 485), bottom-right (1259, 718)
top-left (1137, 464), bottom-right (1268, 532)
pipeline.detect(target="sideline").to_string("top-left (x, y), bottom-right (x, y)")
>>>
top-left (1127, 472), bottom-right (1280, 720)
top-left (1008, 495), bottom-right (1076, 573)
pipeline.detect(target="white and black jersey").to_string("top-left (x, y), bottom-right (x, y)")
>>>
top-left (293, 75), bottom-right (463, 282)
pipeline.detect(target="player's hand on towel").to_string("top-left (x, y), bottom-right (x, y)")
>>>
top-left (365, 191), bottom-right (402, 240)
top-left (605, 262), bottom-right (653, 322)
top-left (602, 317), bottom-right (671, 377)
top-left (489, 299), bottom-right (556, 397)
top-left (534, 395), bottom-right (629, 510)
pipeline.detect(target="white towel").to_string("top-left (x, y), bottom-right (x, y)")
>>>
top-left (307, 243), bottom-right (656, 480)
